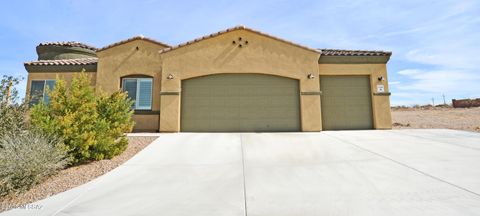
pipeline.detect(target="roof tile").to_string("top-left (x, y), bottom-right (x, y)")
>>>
top-left (24, 58), bottom-right (98, 66)
top-left (319, 49), bottom-right (392, 56)
top-left (38, 41), bottom-right (97, 51)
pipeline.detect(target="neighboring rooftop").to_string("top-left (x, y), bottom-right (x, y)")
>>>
top-left (38, 41), bottom-right (97, 51)
top-left (319, 49), bottom-right (392, 56)
top-left (24, 58), bottom-right (98, 66)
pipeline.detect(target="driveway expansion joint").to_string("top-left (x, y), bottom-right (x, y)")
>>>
top-left (240, 134), bottom-right (248, 216)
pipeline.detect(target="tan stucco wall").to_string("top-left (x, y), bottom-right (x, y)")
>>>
top-left (132, 114), bottom-right (159, 132)
top-left (26, 72), bottom-right (96, 98)
top-left (159, 29), bottom-right (322, 132)
top-left (318, 63), bottom-right (392, 129)
top-left (95, 40), bottom-right (168, 132)
top-left (96, 39), bottom-right (168, 112)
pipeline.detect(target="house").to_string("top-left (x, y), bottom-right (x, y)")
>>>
top-left (24, 26), bottom-right (392, 132)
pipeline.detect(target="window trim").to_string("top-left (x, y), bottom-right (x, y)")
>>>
top-left (30, 79), bottom-right (56, 105)
top-left (121, 77), bottom-right (153, 110)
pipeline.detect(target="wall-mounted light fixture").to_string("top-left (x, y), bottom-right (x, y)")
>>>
top-left (377, 76), bottom-right (385, 81)
top-left (167, 74), bottom-right (174, 80)
top-left (307, 73), bottom-right (315, 79)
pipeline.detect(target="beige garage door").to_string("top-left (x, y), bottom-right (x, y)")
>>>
top-left (320, 76), bottom-right (373, 130)
top-left (181, 74), bottom-right (300, 132)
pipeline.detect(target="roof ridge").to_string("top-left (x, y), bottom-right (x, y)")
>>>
top-left (159, 25), bottom-right (320, 54)
top-left (97, 35), bottom-right (170, 52)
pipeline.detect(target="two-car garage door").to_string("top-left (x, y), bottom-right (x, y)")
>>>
top-left (181, 74), bottom-right (301, 132)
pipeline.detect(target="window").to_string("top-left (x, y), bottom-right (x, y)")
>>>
top-left (29, 80), bottom-right (56, 106)
top-left (122, 78), bottom-right (152, 110)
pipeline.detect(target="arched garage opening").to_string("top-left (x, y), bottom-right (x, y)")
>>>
top-left (180, 73), bottom-right (301, 132)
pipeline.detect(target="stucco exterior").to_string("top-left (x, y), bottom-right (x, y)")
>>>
top-left (318, 64), bottom-right (392, 129)
top-left (95, 39), bottom-right (167, 131)
top-left (24, 26), bottom-right (392, 132)
top-left (159, 29), bottom-right (321, 132)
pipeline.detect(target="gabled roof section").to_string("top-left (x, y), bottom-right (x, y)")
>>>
top-left (24, 58), bottom-right (98, 66)
top-left (97, 35), bottom-right (170, 52)
top-left (319, 49), bottom-right (392, 56)
top-left (159, 25), bottom-right (321, 54)
top-left (38, 41), bottom-right (97, 51)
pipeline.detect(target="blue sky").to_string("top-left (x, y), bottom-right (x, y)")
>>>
top-left (1, 0), bottom-right (479, 105)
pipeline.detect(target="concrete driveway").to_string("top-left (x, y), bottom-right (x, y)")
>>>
top-left (3, 129), bottom-right (480, 216)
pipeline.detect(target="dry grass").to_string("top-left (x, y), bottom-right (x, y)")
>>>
top-left (392, 107), bottom-right (480, 132)
top-left (0, 136), bottom-right (158, 212)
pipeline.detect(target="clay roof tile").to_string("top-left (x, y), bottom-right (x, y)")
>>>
top-left (38, 41), bottom-right (97, 51)
top-left (24, 58), bottom-right (98, 66)
top-left (319, 49), bottom-right (392, 56)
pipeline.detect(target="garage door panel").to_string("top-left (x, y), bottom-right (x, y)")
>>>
top-left (181, 74), bottom-right (300, 132)
top-left (321, 76), bottom-right (373, 130)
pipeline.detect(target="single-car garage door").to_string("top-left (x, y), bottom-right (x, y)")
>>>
top-left (181, 74), bottom-right (300, 132)
top-left (320, 76), bottom-right (373, 130)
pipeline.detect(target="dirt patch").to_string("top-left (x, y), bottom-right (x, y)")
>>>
top-left (392, 107), bottom-right (480, 132)
top-left (0, 136), bottom-right (158, 212)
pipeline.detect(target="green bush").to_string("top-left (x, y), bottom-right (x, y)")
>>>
top-left (0, 131), bottom-right (70, 196)
top-left (30, 72), bottom-right (134, 165)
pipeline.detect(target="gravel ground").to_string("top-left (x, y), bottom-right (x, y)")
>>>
top-left (392, 107), bottom-right (480, 132)
top-left (0, 136), bottom-right (158, 213)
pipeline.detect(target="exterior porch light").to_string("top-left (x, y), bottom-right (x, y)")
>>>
top-left (307, 73), bottom-right (315, 79)
top-left (167, 74), bottom-right (174, 80)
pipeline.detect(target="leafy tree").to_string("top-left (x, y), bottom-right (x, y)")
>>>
top-left (0, 75), bottom-right (22, 103)
top-left (0, 75), bottom-right (27, 139)
top-left (30, 72), bottom-right (134, 165)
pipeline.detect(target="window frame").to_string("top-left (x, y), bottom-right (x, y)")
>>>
top-left (121, 77), bottom-right (153, 110)
top-left (29, 79), bottom-right (56, 106)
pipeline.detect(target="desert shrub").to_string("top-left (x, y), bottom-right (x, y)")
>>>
top-left (0, 76), bottom-right (27, 139)
top-left (0, 131), bottom-right (70, 196)
top-left (30, 72), bottom-right (134, 165)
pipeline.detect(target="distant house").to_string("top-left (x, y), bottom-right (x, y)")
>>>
top-left (452, 98), bottom-right (480, 108)
top-left (24, 26), bottom-right (392, 132)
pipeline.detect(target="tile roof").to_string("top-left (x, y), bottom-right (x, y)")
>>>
top-left (38, 41), bottom-right (97, 51)
top-left (24, 58), bottom-right (98, 66)
top-left (97, 35), bottom-right (170, 52)
top-left (319, 49), bottom-right (392, 56)
top-left (159, 25), bottom-right (320, 54)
